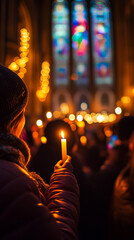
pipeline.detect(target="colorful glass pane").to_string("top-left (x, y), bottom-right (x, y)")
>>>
top-left (90, 0), bottom-right (113, 85)
top-left (52, 0), bottom-right (69, 85)
top-left (72, 0), bottom-right (89, 85)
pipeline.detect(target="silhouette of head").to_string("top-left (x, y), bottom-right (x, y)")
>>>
top-left (44, 119), bottom-right (75, 154)
top-left (116, 116), bottom-right (134, 141)
top-left (0, 64), bottom-right (28, 135)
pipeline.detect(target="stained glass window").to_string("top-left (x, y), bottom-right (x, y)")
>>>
top-left (72, 0), bottom-right (89, 85)
top-left (52, 0), bottom-right (113, 87)
top-left (90, 0), bottom-right (113, 85)
top-left (52, 0), bottom-right (70, 85)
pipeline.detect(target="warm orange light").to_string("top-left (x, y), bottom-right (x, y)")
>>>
top-left (104, 127), bottom-right (112, 137)
top-left (61, 131), bottom-right (64, 139)
top-left (61, 131), bottom-right (67, 162)
top-left (69, 114), bottom-right (75, 121)
top-left (53, 111), bottom-right (61, 118)
top-left (80, 136), bottom-right (87, 146)
top-left (77, 121), bottom-right (85, 128)
top-left (108, 114), bottom-right (117, 122)
top-left (36, 89), bottom-right (46, 100)
top-left (39, 60), bottom-right (50, 102)
top-left (121, 96), bottom-right (131, 104)
top-left (132, 88), bottom-right (134, 95)
top-left (9, 62), bottom-right (19, 71)
top-left (41, 136), bottom-right (47, 144)
top-left (18, 72), bottom-right (24, 79)
top-left (60, 103), bottom-right (69, 114)
top-left (8, 27), bottom-right (30, 78)
top-left (46, 111), bottom-right (52, 119)
top-left (32, 131), bottom-right (39, 139)
top-left (71, 124), bottom-right (77, 131)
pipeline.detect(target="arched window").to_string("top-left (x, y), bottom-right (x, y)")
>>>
top-left (52, 0), bottom-right (113, 87)
top-left (52, 0), bottom-right (70, 86)
top-left (90, 0), bottom-right (113, 85)
top-left (72, 0), bottom-right (89, 85)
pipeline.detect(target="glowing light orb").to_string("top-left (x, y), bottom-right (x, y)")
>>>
top-left (115, 107), bottom-right (122, 115)
top-left (69, 114), bottom-right (75, 121)
top-left (77, 114), bottom-right (83, 122)
top-left (46, 112), bottom-right (52, 119)
top-left (80, 136), bottom-right (87, 146)
top-left (36, 119), bottom-right (43, 127)
top-left (80, 102), bottom-right (88, 110)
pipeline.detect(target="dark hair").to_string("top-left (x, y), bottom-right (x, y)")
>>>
top-left (5, 111), bottom-right (24, 133)
top-left (44, 119), bottom-right (75, 154)
top-left (116, 116), bottom-right (134, 141)
top-left (0, 65), bottom-right (28, 127)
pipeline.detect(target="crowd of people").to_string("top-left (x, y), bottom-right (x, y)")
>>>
top-left (0, 64), bottom-right (134, 239)
top-left (27, 116), bottom-right (134, 240)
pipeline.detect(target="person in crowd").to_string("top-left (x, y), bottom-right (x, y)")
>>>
top-left (29, 119), bottom-right (77, 184)
top-left (110, 115), bottom-right (134, 239)
top-left (78, 121), bottom-right (130, 240)
top-left (29, 118), bottom-right (89, 239)
top-left (0, 65), bottom-right (79, 240)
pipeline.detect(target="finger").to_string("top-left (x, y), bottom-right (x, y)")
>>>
top-left (54, 160), bottom-right (63, 169)
top-left (64, 155), bottom-right (71, 163)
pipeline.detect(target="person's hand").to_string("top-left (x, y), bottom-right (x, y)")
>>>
top-left (54, 155), bottom-right (73, 172)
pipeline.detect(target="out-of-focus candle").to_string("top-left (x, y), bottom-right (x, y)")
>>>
top-left (61, 131), bottom-right (67, 163)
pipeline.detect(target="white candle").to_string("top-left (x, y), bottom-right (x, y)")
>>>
top-left (61, 131), bottom-right (67, 163)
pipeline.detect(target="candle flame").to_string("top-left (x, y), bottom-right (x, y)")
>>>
top-left (61, 131), bottom-right (64, 139)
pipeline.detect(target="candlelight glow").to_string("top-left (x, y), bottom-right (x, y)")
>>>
top-left (61, 131), bottom-right (67, 162)
top-left (61, 131), bottom-right (64, 139)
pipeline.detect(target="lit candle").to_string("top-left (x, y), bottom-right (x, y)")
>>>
top-left (61, 131), bottom-right (67, 163)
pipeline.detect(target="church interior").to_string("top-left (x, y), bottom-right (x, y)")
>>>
top-left (0, 0), bottom-right (134, 126)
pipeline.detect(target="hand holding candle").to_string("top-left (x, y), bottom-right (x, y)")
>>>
top-left (61, 131), bottom-right (67, 163)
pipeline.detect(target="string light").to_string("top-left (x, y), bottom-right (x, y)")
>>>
top-left (77, 114), bottom-right (83, 122)
top-left (69, 114), bottom-right (75, 121)
top-left (36, 61), bottom-right (50, 102)
top-left (36, 119), bottom-right (43, 127)
top-left (115, 107), bottom-right (122, 115)
top-left (46, 111), bottom-right (52, 119)
top-left (8, 28), bottom-right (30, 79)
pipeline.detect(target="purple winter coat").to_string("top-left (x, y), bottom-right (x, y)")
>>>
top-left (0, 159), bottom-right (79, 240)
